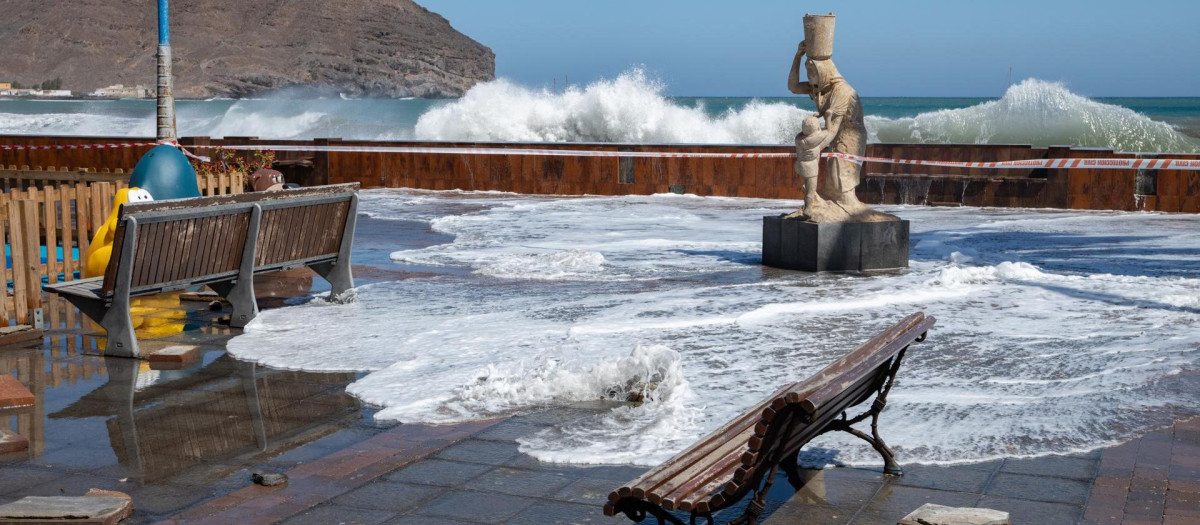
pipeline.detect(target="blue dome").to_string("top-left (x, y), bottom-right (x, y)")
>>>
top-left (129, 145), bottom-right (202, 200)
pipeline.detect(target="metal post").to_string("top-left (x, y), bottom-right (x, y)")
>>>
top-left (156, 0), bottom-right (177, 141)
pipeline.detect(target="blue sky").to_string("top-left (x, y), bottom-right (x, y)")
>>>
top-left (420, 0), bottom-right (1199, 97)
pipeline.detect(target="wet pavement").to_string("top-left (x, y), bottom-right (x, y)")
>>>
top-left (1, 215), bottom-right (1196, 524)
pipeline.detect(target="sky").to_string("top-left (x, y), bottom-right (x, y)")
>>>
top-left (420, 0), bottom-right (1200, 97)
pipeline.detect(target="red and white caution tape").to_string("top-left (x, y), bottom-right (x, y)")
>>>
top-left (825, 152), bottom-right (1200, 170)
top-left (3, 140), bottom-right (1200, 170)
top-left (194, 143), bottom-right (1200, 170)
top-left (0, 141), bottom-right (166, 151)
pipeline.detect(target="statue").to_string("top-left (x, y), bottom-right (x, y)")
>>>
top-left (786, 14), bottom-right (896, 223)
top-left (763, 14), bottom-right (910, 272)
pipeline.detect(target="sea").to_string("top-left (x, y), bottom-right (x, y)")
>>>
top-left (6, 71), bottom-right (1199, 468)
top-left (226, 191), bottom-right (1200, 468)
top-left (1, 71), bottom-right (1198, 153)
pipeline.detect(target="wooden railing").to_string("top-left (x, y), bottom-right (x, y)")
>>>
top-left (2, 165), bottom-right (245, 196)
top-left (2, 168), bottom-right (246, 324)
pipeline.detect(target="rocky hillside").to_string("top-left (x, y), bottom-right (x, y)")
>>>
top-left (0, 0), bottom-right (494, 98)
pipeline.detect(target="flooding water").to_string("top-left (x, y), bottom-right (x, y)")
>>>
top-left (227, 190), bottom-right (1200, 467)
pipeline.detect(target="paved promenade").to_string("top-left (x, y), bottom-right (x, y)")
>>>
top-left (0, 274), bottom-right (1195, 523)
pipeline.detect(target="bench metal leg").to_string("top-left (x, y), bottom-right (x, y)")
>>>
top-left (610, 499), bottom-right (690, 525)
top-left (825, 348), bottom-right (908, 476)
top-left (310, 260), bottom-right (354, 302)
top-left (53, 293), bottom-right (138, 358)
top-left (311, 193), bottom-right (357, 303)
top-left (209, 279), bottom-right (258, 328)
top-left (99, 292), bottom-right (140, 359)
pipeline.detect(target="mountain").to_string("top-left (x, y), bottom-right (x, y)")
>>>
top-left (0, 0), bottom-right (495, 98)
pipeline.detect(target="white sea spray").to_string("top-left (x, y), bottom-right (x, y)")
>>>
top-left (229, 190), bottom-right (1200, 467)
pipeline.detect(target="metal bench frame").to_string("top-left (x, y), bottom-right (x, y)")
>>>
top-left (44, 184), bottom-right (359, 358)
top-left (605, 313), bottom-right (936, 525)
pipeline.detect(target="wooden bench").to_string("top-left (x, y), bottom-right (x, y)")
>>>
top-left (43, 183), bottom-right (360, 358)
top-left (604, 312), bottom-right (936, 525)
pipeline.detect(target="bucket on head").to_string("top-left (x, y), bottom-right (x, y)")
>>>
top-left (804, 13), bottom-right (835, 60)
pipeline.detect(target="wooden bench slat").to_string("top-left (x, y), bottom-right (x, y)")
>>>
top-left (652, 432), bottom-right (750, 507)
top-left (43, 184), bottom-right (360, 358)
top-left (606, 312), bottom-right (935, 523)
top-left (615, 382), bottom-right (792, 501)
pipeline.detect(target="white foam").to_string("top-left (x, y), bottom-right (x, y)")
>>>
top-left (2, 75), bottom-right (1196, 152)
top-left (228, 190), bottom-right (1200, 467)
top-left (869, 79), bottom-right (1199, 153)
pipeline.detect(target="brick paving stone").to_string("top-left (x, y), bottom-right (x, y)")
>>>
top-left (553, 477), bottom-right (624, 505)
top-left (0, 466), bottom-right (64, 496)
top-left (125, 483), bottom-right (213, 517)
top-left (893, 464), bottom-right (993, 492)
top-left (986, 472), bottom-right (1091, 505)
top-left (432, 439), bottom-right (521, 466)
top-left (848, 509), bottom-right (904, 524)
top-left (162, 420), bottom-right (499, 524)
top-left (793, 478), bottom-right (883, 508)
top-left (416, 490), bottom-right (537, 522)
top-left (863, 484), bottom-right (978, 514)
top-left (383, 515), bottom-right (477, 525)
top-left (384, 459), bottom-right (494, 487)
top-left (1083, 503), bottom-right (1124, 525)
top-left (1001, 455), bottom-right (1099, 480)
top-left (977, 495), bottom-right (1083, 524)
top-left (21, 473), bottom-right (129, 498)
top-left (463, 467), bottom-right (575, 498)
top-left (280, 504), bottom-right (396, 525)
top-left (471, 420), bottom-right (545, 442)
top-left (332, 481), bottom-right (443, 513)
top-left (766, 502), bottom-right (856, 524)
top-left (506, 500), bottom-right (606, 524)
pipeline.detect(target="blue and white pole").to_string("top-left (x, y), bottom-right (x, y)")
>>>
top-left (156, 0), bottom-right (177, 141)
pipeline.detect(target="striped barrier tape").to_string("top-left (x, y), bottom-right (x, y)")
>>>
top-left (0, 141), bottom-right (166, 151)
top-left (2, 140), bottom-right (1199, 170)
top-left (190, 144), bottom-right (1200, 170)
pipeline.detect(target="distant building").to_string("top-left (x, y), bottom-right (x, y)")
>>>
top-left (42, 89), bottom-right (72, 97)
top-left (0, 83), bottom-right (11, 90)
top-left (0, 88), bottom-right (42, 97)
top-left (91, 84), bottom-right (152, 98)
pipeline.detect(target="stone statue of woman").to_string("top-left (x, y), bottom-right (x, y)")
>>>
top-left (787, 36), bottom-right (895, 222)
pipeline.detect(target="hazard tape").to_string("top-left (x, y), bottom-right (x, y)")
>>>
top-left (0, 141), bottom-right (166, 151)
top-left (3, 140), bottom-right (1200, 170)
top-left (191, 144), bottom-right (1200, 170)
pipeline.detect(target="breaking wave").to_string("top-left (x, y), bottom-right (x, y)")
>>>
top-left (414, 69), bottom-right (809, 144)
top-left (868, 79), bottom-right (1199, 152)
top-left (2, 72), bottom-right (1197, 152)
top-left (417, 73), bottom-right (1198, 152)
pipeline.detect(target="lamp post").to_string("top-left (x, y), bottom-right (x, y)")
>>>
top-left (156, 0), bottom-right (176, 141)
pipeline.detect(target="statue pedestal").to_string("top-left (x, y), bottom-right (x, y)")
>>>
top-left (762, 216), bottom-right (909, 272)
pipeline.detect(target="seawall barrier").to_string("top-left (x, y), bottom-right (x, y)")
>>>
top-left (1, 135), bottom-right (1197, 212)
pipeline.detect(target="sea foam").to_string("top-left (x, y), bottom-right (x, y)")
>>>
top-left (2, 73), bottom-right (1196, 152)
top-left (228, 191), bottom-right (1200, 467)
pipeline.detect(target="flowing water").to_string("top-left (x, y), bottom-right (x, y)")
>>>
top-left (227, 190), bottom-right (1200, 467)
top-left (2, 71), bottom-right (1199, 152)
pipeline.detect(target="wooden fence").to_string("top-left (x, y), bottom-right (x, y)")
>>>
top-left (2, 165), bottom-right (245, 196)
top-left (2, 170), bottom-right (246, 325)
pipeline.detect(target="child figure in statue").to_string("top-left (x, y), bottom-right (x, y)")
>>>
top-left (785, 115), bottom-right (847, 222)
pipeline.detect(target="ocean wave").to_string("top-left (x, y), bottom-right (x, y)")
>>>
top-left (415, 68), bottom-right (810, 144)
top-left (1, 73), bottom-right (1197, 153)
top-left (416, 72), bottom-right (1199, 152)
top-left (868, 79), bottom-right (1199, 153)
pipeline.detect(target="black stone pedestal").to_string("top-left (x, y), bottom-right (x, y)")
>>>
top-left (762, 215), bottom-right (909, 272)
